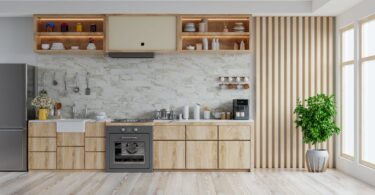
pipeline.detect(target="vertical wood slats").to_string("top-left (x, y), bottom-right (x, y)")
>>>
top-left (255, 17), bottom-right (335, 169)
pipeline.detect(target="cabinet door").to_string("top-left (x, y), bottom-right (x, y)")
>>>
top-left (57, 147), bottom-right (84, 169)
top-left (107, 16), bottom-right (176, 51)
top-left (85, 138), bottom-right (105, 152)
top-left (153, 141), bottom-right (185, 169)
top-left (219, 141), bottom-right (250, 169)
top-left (29, 152), bottom-right (56, 170)
top-left (186, 126), bottom-right (217, 140)
top-left (29, 122), bottom-right (56, 137)
top-left (57, 133), bottom-right (84, 146)
top-left (186, 141), bottom-right (217, 169)
top-left (85, 122), bottom-right (105, 137)
top-left (219, 126), bottom-right (251, 140)
top-left (29, 138), bottom-right (56, 152)
top-left (153, 125), bottom-right (185, 140)
top-left (85, 152), bottom-right (105, 170)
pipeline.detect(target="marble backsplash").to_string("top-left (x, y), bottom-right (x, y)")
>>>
top-left (36, 53), bottom-right (255, 119)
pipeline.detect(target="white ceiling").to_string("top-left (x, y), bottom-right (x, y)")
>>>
top-left (0, 0), bottom-right (364, 17)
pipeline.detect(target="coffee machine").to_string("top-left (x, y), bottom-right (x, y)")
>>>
top-left (233, 99), bottom-right (249, 120)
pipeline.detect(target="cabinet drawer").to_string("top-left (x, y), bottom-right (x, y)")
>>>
top-left (28, 152), bottom-right (56, 170)
top-left (153, 126), bottom-right (185, 140)
top-left (85, 152), bottom-right (105, 170)
top-left (186, 126), bottom-right (217, 140)
top-left (57, 147), bottom-right (84, 169)
top-left (219, 141), bottom-right (250, 169)
top-left (186, 141), bottom-right (217, 169)
top-left (153, 141), bottom-right (185, 169)
top-left (28, 138), bottom-right (56, 152)
top-left (29, 122), bottom-right (56, 137)
top-left (57, 133), bottom-right (84, 146)
top-left (85, 122), bottom-right (105, 137)
top-left (85, 138), bottom-right (105, 152)
top-left (219, 126), bottom-right (251, 140)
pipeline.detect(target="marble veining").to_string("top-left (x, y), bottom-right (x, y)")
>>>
top-left (36, 53), bottom-right (255, 119)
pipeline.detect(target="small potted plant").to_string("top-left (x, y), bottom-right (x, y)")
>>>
top-left (31, 94), bottom-right (55, 120)
top-left (294, 94), bottom-right (340, 172)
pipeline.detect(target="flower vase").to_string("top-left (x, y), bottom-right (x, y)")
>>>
top-left (38, 108), bottom-right (48, 120)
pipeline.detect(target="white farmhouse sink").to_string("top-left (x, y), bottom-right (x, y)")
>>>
top-left (56, 119), bottom-right (87, 133)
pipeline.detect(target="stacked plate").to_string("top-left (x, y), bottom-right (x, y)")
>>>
top-left (50, 42), bottom-right (65, 50)
top-left (232, 22), bottom-right (245, 32)
top-left (184, 23), bottom-right (196, 32)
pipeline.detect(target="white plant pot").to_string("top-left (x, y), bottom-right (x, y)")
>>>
top-left (306, 149), bottom-right (329, 172)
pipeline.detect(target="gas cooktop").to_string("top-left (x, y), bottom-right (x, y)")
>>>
top-left (111, 119), bottom-right (154, 123)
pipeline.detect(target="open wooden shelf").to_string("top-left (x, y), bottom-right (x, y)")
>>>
top-left (177, 14), bottom-right (252, 53)
top-left (34, 14), bottom-right (106, 53)
top-left (36, 32), bottom-right (104, 37)
top-left (35, 50), bottom-right (105, 54)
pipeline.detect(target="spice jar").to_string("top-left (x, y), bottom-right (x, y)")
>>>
top-left (220, 112), bottom-right (226, 120)
top-left (226, 112), bottom-right (232, 120)
top-left (76, 23), bottom-right (83, 32)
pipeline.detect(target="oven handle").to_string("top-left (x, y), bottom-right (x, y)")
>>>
top-left (121, 136), bottom-right (138, 139)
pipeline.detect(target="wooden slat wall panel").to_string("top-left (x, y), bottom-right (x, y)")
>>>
top-left (255, 16), bottom-right (335, 169)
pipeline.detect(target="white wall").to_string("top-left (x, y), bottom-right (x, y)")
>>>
top-left (336, 0), bottom-right (375, 187)
top-left (0, 17), bottom-right (36, 64)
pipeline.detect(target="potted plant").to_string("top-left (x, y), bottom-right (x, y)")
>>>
top-left (31, 94), bottom-right (55, 120)
top-left (294, 94), bottom-right (340, 172)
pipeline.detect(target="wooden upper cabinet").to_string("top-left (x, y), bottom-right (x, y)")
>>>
top-left (29, 122), bottom-right (56, 137)
top-left (107, 15), bottom-right (177, 51)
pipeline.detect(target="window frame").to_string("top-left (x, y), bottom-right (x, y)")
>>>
top-left (359, 14), bottom-right (375, 169)
top-left (340, 24), bottom-right (355, 160)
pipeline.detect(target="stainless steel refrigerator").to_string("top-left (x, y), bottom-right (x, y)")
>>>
top-left (0, 64), bottom-right (36, 171)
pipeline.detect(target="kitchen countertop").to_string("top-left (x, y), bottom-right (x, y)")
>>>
top-left (30, 119), bottom-right (254, 126)
top-left (29, 119), bottom-right (98, 123)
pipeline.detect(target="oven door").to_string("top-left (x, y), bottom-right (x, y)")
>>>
top-left (109, 133), bottom-right (151, 169)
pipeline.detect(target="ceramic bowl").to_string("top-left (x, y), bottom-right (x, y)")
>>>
top-left (41, 44), bottom-right (50, 50)
top-left (186, 45), bottom-right (195, 50)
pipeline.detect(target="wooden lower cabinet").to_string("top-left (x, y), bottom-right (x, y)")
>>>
top-left (85, 138), bottom-right (105, 152)
top-left (186, 126), bottom-right (217, 140)
top-left (57, 147), bottom-right (85, 169)
top-left (186, 141), bottom-right (217, 169)
top-left (57, 133), bottom-right (84, 146)
top-left (153, 141), bottom-right (185, 169)
top-left (219, 141), bottom-right (250, 169)
top-left (85, 152), bottom-right (105, 169)
top-left (29, 152), bottom-right (56, 170)
top-left (153, 126), bottom-right (185, 140)
top-left (28, 138), bottom-right (56, 152)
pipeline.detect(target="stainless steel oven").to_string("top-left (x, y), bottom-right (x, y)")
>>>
top-left (106, 124), bottom-right (153, 172)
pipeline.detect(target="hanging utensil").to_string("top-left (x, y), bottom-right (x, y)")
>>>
top-left (63, 72), bottom-right (68, 96)
top-left (73, 72), bottom-right (80, 93)
top-left (39, 72), bottom-right (47, 95)
top-left (85, 72), bottom-right (91, 95)
top-left (52, 72), bottom-right (58, 86)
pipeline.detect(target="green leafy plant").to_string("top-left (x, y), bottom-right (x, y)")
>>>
top-left (294, 94), bottom-right (340, 146)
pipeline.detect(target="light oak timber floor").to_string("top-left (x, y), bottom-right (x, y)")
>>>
top-left (0, 169), bottom-right (374, 195)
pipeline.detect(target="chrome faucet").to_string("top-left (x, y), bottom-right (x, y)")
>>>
top-left (83, 105), bottom-right (88, 119)
top-left (72, 104), bottom-right (77, 119)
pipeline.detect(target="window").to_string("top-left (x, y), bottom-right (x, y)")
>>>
top-left (341, 27), bottom-right (355, 158)
top-left (361, 17), bottom-right (375, 167)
